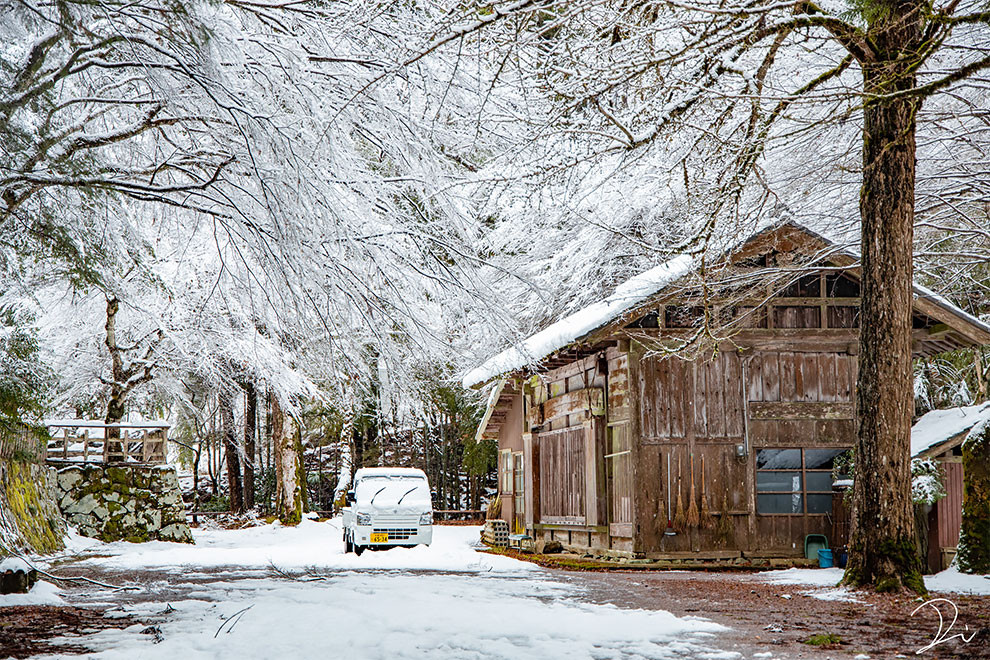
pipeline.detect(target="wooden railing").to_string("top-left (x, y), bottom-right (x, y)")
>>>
top-left (45, 422), bottom-right (169, 465)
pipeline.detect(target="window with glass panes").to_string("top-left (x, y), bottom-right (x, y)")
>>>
top-left (500, 450), bottom-right (513, 493)
top-left (756, 448), bottom-right (851, 514)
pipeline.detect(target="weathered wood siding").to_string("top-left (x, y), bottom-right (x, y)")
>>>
top-left (634, 351), bottom-right (751, 554)
top-left (633, 348), bottom-right (858, 555)
top-left (537, 427), bottom-right (586, 523)
top-left (524, 354), bottom-right (609, 549)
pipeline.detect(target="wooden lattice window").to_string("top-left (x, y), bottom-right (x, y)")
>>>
top-left (500, 449), bottom-right (513, 493)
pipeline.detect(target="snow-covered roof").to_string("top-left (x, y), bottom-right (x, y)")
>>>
top-left (463, 220), bottom-right (990, 389)
top-left (463, 255), bottom-right (694, 387)
top-left (353, 467), bottom-right (428, 479)
top-left (911, 402), bottom-right (990, 457)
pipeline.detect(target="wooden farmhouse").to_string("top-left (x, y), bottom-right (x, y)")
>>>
top-left (466, 222), bottom-right (990, 562)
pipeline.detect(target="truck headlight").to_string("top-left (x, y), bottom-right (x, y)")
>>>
top-left (356, 512), bottom-right (372, 526)
top-left (419, 511), bottom-right (433, 525)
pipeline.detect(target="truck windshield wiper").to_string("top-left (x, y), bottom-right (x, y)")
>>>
top-left (370, 486), bottom-right (387, 505)
top-left (397, 487), bottom-right (417, 505)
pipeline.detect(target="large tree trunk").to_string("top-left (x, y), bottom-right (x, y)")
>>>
top-left (958, 420), bottom-right (990, 573)
top-left (220, 390), bottom-right (244, 514)
top-left (243, 381), bottom-right (257, 510)
top-left (843, 5), bottom-right (926, 594)
top-left (272, 397), bottom-right (306, 525)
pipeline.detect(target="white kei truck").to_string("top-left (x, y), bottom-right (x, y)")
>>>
top-left (342, 467), bottom-right (434, 555)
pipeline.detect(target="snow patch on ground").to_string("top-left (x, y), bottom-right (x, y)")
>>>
top-left (758, 565), bottom-right (990, 597)
top-left (57, 574), bottom-right (732, 660)
top-left (62, 519), bottom-right (529, 574)
top-left (758, 567), bottom-right (844, 587)
top-left (801, 587), bottom-right (865, 603)
top-left (925, 567), bottom-right (990, 595)
top-left (41, 523), bottom-right (738, 660)
top-left (0, 580), bottom-right (64, 607)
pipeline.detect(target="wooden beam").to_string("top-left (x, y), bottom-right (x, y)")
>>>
top-left (748, 401), bottom-right (855, 420)
top-left (527, 387), bottom-right (605, 429)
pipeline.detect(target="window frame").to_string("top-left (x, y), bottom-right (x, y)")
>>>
top-left (755, 447), bottom-right (849, 516)
top-left (500, 449), bottom-right (513, 494)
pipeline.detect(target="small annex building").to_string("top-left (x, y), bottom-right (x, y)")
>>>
top-left (911, 403), bottom-right (990, 572)
top-left (466, 221), bottom-right (990, 562)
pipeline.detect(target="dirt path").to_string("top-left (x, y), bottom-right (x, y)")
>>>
top-left (0, 605), bottom-right (133, 659)
top-left (563, 570), bottom-right (990, 658)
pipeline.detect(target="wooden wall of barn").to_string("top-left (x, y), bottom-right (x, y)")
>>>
top-left (524, 353), bottom-right (610, 550)
top-left (633, 348), bottom-right (858, 556)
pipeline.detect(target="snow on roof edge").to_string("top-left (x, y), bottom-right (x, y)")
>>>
top-left (462, 254), bottom-right (695, 388)
top-left (913, 283), bottom-right (990, 339)
top-left (911, 402), bottom-right (990, 457)
top-left (463, 218), bottom-right (990, 389)
top-left (462, 219), bottom-right (837, 389)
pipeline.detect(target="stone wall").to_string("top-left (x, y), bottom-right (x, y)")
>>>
top-left (0, 459), bottom-right (66, 555)
top-left (55, 465), bottom-right (193, 544)
top-left (0, 426), bottom-right (66, 555)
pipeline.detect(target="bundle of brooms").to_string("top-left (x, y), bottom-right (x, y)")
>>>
top-left (673, 455), bottom-right (687, 532)
top-left (686, 454), bottom-right (700, 528)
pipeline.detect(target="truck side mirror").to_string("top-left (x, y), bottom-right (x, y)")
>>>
top-left (346, 490), bottom-right (355, 504)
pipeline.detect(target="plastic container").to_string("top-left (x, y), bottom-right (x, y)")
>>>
top-left (818, 548), bottom-right (834, 568)
top-left (837, 550), bottom-right (848, 569)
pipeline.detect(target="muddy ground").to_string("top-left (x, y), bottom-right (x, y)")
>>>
top-left (566, 570), bottom-right (990, 659)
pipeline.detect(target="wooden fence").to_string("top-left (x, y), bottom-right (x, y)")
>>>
top-left (0, 426), bottom-right (46, 462)
top-left (45, 422), bottom-right (168, 465)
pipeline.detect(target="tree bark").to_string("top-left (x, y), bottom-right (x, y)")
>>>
top-left (272, 396), bottom-right (306, 525)
top-left (843, 2), bottom-right (926, 594)
top-left (220, 390), bottom-right (244, 514)
top-left (243, 381), bottom-right (257, 510)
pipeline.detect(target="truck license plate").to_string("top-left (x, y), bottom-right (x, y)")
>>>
top-left (370, 532), bottom-right (388, 543)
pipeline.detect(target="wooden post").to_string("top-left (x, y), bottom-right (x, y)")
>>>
top-left (627, 340), bottom-right (645, 554)
top-left (523, 431), bottom-right (535, 531)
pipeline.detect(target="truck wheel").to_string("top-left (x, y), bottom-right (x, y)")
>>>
top-left (354, 544), bottom-right (365, 557)
top-left (344, 534), bottom-right (353, 554)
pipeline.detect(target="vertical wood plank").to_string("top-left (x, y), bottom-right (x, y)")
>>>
top-left (763, 353), bottom-right (780, 402)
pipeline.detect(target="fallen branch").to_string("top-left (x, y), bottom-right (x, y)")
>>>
top-left (11, 553), bottom-right (141, 592)
top-left (215, 604), bottom-right (254, 637)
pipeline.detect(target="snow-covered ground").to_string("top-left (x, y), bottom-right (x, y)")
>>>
top-left (759, 566), bottom-right (990, 596)
top-left (19, 520), bottom-right (742, 660)
top-left (56, 517), bottom-right (527, 574)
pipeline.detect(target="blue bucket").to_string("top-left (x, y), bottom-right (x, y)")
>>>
top-left (818, 549), bottom-right (834, 568)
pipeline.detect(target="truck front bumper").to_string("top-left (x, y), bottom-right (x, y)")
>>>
top-left (353, 524), bottom-right (433, 547)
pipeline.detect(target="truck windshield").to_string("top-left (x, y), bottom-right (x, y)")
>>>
top-left (354, 477), bottom-right (429, 507)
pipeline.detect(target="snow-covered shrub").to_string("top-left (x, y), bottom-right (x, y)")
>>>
top-left (911, 458), bottom-right (947, 506)
top-left (833, 451), bottom-right (947, 506)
